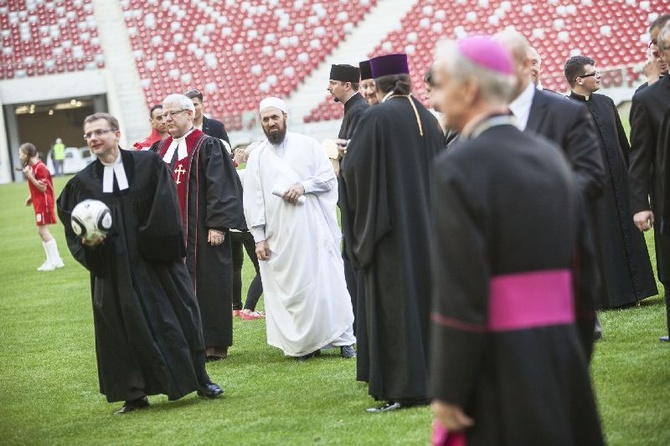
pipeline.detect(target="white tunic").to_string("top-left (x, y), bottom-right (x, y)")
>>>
top-left (243, 132), bottom-right (355, 356)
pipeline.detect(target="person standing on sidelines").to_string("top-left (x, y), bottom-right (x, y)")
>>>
top-left (52, 138), bottom-right (66, 176)
top-left (19, 142), bottom-right (64, 271)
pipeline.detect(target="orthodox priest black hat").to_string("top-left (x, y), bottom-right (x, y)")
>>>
top-left (329, 64), bottom-right (360, 83)
top-left (359, 60), bottom-right (373, 80)
top-left (370, 53), bottom-right (409, 78)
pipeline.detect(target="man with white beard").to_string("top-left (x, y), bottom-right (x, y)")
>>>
top-left (243, 97), bottom-right (356, 360)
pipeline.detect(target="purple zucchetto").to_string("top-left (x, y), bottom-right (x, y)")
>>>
top-left (369, 53), bottom-right (409, 78)
top-left (359, 60), bottom-right (372, 81)
top-left (457, 35), bottom-right (513, 75)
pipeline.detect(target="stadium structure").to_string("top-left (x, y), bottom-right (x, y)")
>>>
top-left (0, 0), bottom-right (668, 183)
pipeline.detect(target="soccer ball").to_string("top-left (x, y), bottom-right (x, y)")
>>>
top-left (70, 199), bottom-right (112, 241)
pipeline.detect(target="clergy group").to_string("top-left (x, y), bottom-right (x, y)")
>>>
top-left (54, 15), bottom-right (670, 445)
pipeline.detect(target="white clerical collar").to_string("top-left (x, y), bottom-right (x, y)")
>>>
top-left (509, 82), bottom-right (536, 131)
top-left (163, 127), bottom-right (196, 164)
top-left (100, 150), bottom-right (129, 193)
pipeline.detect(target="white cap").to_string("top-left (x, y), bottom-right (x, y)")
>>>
top-left (259, 97), bottom-right (288, 114)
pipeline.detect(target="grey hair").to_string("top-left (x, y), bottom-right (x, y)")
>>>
top-left (162, 94), bottom-right (195, 112)
top-left (435, 39), bottom-right (516, 105)
top-left (658, 22), bottom-right (670, 51)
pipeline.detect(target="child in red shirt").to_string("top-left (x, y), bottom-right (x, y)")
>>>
top-left (19, 143), bottom-right (64, 271)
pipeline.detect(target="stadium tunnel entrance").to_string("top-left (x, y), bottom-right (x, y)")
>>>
top-left (4, 94), bottom-right (107, 182)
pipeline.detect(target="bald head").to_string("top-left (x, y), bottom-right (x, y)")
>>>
top-left (494, 29), bottom-right (532, 97)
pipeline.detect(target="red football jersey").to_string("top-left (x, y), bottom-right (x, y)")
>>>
top-left (28, 161), bottom-right (57, 225)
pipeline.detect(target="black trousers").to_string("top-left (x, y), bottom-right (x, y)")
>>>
top-left (231, 231), bottom-right (263, 311)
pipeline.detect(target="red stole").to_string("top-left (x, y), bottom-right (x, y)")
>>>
top-left (157, 129), bottom-right (208, 223)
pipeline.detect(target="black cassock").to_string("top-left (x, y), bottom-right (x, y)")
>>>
top-left (153, 132), bottom-right (246, 351)
top-left (340, 95), bottom-right (445, 403)
top-left (57, 150), bottom-right (210, 403)
top-left (569, 92), bottom-right (657, 308)
top-left (430, 122), bottom-right (603, 445)
top-left (338, 92), bottom-right (368, 140)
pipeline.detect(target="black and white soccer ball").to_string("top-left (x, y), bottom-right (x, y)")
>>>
top-left (70, 199), bottom-right (112, 240)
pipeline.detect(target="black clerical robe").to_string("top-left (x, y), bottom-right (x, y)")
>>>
top-left (630, 75), bottom-right (670, 283)
top-left (340, 95), bottom-right (444, 403)
top-left (57, 150), bottom-right (210, 403)
top-left (569, 92), bottom-right (657, 308)
top-left (338, 92), bottom-right (368, 140)
top-left (153, 130), bottom-right (246, 352)
top-left (430, 123), bottom-right (603, 446)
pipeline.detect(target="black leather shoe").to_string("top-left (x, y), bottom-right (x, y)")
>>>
top-left (197, 382), bottom-right (224, 398)
top-left (295, 350), bottom-right (321, 361)
top-left (340, 345), bottom-right (357, 359)
top-left (115, 396), bottom-right (149, 414)
top-left (366, 401), bottom-right (402, 413)
top-left (205, 355), bottom-right (226, 362)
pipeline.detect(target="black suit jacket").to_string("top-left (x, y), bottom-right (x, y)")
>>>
top-left (629, 75), bottom-right (670, 214)
top-left (526, 89), bottom-right (604, 200)
top-left (202, 116), bottom-right (230, 145)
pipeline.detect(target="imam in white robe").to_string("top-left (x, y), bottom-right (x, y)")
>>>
top-left (243, 131), bottom-right (355, 356)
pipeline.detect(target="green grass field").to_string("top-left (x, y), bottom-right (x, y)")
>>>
top-left (1, 175), bottom-right (669, 445)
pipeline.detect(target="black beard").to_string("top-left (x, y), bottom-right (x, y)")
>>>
top-left (265, 125), bottom-right (287, 145)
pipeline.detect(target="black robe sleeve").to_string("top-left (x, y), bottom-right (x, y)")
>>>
top-left (340, 111), bottom-right (392, 270)
top-left (137, 154), bottom-right (186, 262)
top-left (199, 138), bottom-right (246, 231)
top-left (629, 94), bottom-right (655, 214)
top-left (429, 156), bottom-right (489, 407)
top-left (658, 109), bottom-right (670, 235)
top-left (56, 175), bottom-right (111, 277)
top-left (568, 106), bottom-right (604, 200)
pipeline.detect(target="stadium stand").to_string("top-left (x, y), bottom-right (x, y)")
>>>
top-left (304, 0), bottom-right (667, 123)
top-left (121, 0), bottom-right (376, 130)
top-left (0, 0), bottom-right (104, 80)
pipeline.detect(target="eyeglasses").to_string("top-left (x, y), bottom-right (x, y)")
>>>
top-left (578, 71), bottom-right (600, 79)
top-left (83, 129), bottom-right (115, 140)
top-left (160, 109), bottom-right (190, 120)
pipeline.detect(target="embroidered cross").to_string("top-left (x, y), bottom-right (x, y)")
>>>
top-left (174, 165), bottom-right (186, 185)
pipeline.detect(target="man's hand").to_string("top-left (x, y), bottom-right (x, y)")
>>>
top-left (208, 229), bottom-right (225, 246)
top-left (633, 210), bottom-right (655, 232)
top-left (282, 183), bottom-right (305, 204)
top-left (82, 232), bottom-right (106, 247)
top-left (431, 400), bottom-right (474, 432)
top-left (25, 196), bottom-right (32, 206)
top-left (233, 148), bottom-right (248, 165)
top-left (255, 240), bottom-right (270, 260)
top-left (335, 138), bottom-right (348, 157)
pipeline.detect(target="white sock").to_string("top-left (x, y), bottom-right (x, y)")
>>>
top-left (44, 239), bottom-right (64, 267)
top-left (42, 240), bottom-right (51, 264)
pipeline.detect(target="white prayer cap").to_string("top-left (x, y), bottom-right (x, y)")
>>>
top-left (259, 96), bottom-right (288, 114)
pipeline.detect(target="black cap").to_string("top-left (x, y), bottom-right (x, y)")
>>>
top-left (329, 64), bottom-right (360, 83)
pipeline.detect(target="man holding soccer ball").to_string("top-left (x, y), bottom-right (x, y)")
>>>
top-left (57, 113), bottom-right (223, 414)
